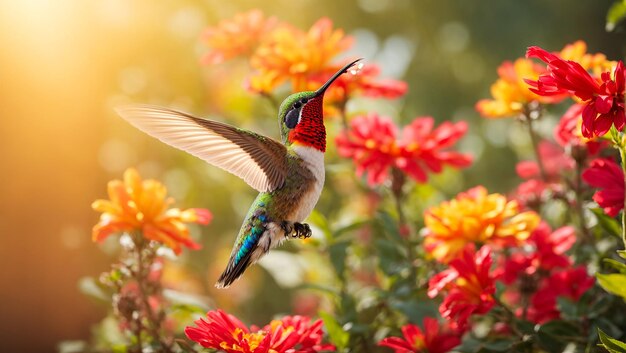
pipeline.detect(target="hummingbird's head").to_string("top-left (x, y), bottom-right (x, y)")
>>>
top-left (278, 58), bottom-right (363, 152)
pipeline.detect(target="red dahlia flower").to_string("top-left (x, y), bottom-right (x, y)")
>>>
top-left (185, 310), bottom-right (334, 353)
top-left (335, 113), bottom-right (472, 186)
top-left (496, 222), bottom-right (576, 284)
top-left (555, 103), bottom-right (606, 154)
top-left (526, 267), bottom-right (594, 324)
top-left (582, 158), bottom-right (625, 216)
top-left (525, 46), bottom-right (625, 138)
top-left (378, 318), bottom-right (460, 353)
top-left (427, 245), bottom-right (495, 331)
top-left (263, 316), bottom-right (335, 353)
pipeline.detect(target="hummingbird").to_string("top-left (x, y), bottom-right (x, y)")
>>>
top-left (116, 58), bottom-right (363, 288)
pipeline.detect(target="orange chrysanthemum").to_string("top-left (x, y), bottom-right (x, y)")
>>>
top-left (91, 168), bottom-right (211, 254)
top-left (203, 9), bottom-right (279, 65)
top-left (423, 186), bottom-right (540, 263)
top-left (248, 17), bottom-right (353, 94)
top-left (475, 58), bottom-right (566, 118)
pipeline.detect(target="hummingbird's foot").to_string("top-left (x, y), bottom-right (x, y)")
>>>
top-left (293, 222), bottom-right (312, 239)
top-left (281, 221), bottom-right (312, 239)
top-left (281, 221), bottom-right (293, 237)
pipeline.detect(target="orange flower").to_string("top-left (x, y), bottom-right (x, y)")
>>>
top-left (92, 168), bottom-right (211, 254)
top-left (203, 9), bottom-right (279, 65)
top-left (476, 58), bottom-right (565, 118)
top-left (558, 40), bottom-right (616, 78)
top-left (249, 17), bottom-right (353, 94)
top-left (423, 186), bottom-right (540, 263)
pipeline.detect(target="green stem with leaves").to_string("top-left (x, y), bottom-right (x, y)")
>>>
top-left (619, 145), bottom-right (626, 250)
top-left (610, 126), bottom-right (626, 251)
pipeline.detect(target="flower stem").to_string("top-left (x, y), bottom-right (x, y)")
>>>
top-left (390, 168), bottom-right (406, 229)
top-left (619, 145), bottom-right (626, 250)
top-left (524, 111), bottom-right (548, 182)
top-left (574, 159), bottom-right (592, 244)
top-left (134, 242), bottom-right (173, 353)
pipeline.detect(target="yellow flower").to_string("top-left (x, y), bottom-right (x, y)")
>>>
top-left (92, 168), bottom-right (211, 254)
top-left (559, 40), bottom-right (616, 78)
top-left (476, 58), bottom-right (564, 118)
top-left (203, 9), bottom-right (279, 65)
top-left (249, 17), bottom-right (353, 94)
top-left (423, 186), bottom-right (540, 263)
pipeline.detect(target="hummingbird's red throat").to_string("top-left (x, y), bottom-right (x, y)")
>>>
top-left (288, 96), bottom-right (326, 152)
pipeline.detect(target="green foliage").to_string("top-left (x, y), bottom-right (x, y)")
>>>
top-left (597, 273), bottom-right (626, 299)
top-left (599, 328), bottom-right (626, 353)
top-left (319, 311), bottom-right (350, 351)
top-left (591, 208), bottom-right (622, 239)
top-left (607, 0), bottom-right (626, 31)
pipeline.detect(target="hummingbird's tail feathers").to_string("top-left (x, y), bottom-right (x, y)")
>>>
top-left (215, 250), bottom-right (254, 289)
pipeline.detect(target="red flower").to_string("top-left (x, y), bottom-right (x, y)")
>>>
top-left (513, 179), bottom-right (549, 208)
top-left (398, 117), bottom-right (473, 182)
top-left (515, 141), bottom-right (574, 181)
top-left (427, 245), bottom-right (495, 331)
top-left (496, 222), bottom-right (576, 284)
top-left (185, 310), bottom-right (270, 353)
top-left (335, 113), bottom-right (472, 186)
top-left (378, 318), bottom-right (461, 353)
top-left (335, 113), bottom-right (398, 186)
top-left (185, 310), bottom-right (334, 353)
top-left (263, 316), bottom-right (335, 353)
top-left (555, 103), bottom-right (606, 154)
top-left (525, 46), bottom-right (625, 138)
top-left (582, 158), bottom-right (625, 216)
top-left (526, 267), bottom-right (594, 324)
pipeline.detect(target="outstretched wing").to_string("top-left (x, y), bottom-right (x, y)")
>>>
top-left (116, 105), bottom-right (288, 192)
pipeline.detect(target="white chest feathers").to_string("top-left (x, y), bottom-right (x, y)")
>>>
top-left (290, 145), bottom-right (325, 222)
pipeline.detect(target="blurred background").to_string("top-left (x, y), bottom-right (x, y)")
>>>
top-left (0, 0), bottom-right (624, 352)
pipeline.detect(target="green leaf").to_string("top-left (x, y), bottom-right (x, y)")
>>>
top-left (557, 297), bottom-right (577, 320)
top-left (598, 328), bottom-right (626, 353)
top-left (536, 320), bottom-right (581, 352)
top-left (604, 258), bottom-right (626, 274)
top-left (591, 208), bottom-right (622, 238)
top-left (607, 0), bottom-right (626, 31)
top-left (329, 240), bottom-right (350, 280)
top-left (513, 319), bottom-right (535, 335)
top-left (295, 283), bottom-right (340, 296)
top-left (597, 273), bottom-right (626, 299)
top-left (481, 338), bottom-right (517, 351)
top-left (376, 210), bottom-right (402, 242)
top-left (308, 210), bottom-right (332, 242)
top-left (375, 239), bottom-right (408, 276)
top-left (388, 298), bottom-right (438, 324)
top-left (334, 220), bottom-right (369, 239)
top-left (319, 311), bottom-right (349, 350)
top-left (163, 289), bottom-right (212, 310)
top-left (588, 295), bottom-right (613, 318)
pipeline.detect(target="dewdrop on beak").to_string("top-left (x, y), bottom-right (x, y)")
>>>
top-left (349, 62), bottom-right (364, 75)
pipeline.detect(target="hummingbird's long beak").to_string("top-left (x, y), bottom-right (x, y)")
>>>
top-left (314, 58), bottom-right (363, 97)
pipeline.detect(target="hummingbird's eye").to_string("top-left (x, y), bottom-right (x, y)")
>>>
top-left (285, 108), bottom-right (300, 129)
top-left (293, 102), bottom-right (302, 109)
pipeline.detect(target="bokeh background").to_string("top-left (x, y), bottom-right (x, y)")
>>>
top-left (1, 0), bottom-right (624, 352)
